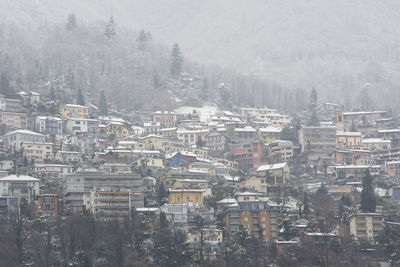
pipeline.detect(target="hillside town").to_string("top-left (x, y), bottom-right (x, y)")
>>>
top-left (0, 85), bottom-right (399, 266)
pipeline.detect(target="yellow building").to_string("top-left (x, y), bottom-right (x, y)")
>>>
top-left (239, 176), bottom-right (268, 193)
top-left (59, 104), bottom-right (89, 119)
top-left (168, 189), bottom-right (205, 207)
top-left (22, 142), bottom-right (53, 162)
top-left (255, 162), bottom-right (290, 185)
top-left (105, 122), bottom-right (129, 138)
top-left (140, 135), bottom-right (164, 150)
top-left (136, 158), bottom-right (164, 169)
top-left (171, 179), bottom-right (208, 190)
top-left (118, 141), bottom-right (145, 150)
top-left (258, 127), bottom-right (282, 143)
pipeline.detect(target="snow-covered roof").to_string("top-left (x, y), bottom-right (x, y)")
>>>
top-left (216, 198), bottom-right (238, 204)
top-left (343, 111), bottom-right (386, 116)
top-left (4, 129), bottom-right (45, 137)
top-left (63, 104), bottom-right (88, 108)
top-left (37, 116), bottom-right (62, 121)
top-left (336, 131), bottom-right (361, 136)
top-left (378, 129), bottom-right (400, 133)
top-left (256, 162), bottom-right (287, 172)
top-left (362, 138), bottom-right (390, 143)
top-left (0, 175), bottom-right (39, 181)
top-left (259, 126), bottom-right (282, 133)
top-left (234, 126), bottom-right (256, 132)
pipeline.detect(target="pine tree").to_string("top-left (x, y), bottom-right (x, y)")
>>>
top-left (308, 109), bottom-right (320, 126)
top-left (99, 90), bottom-right (108, 115)
top-left (66, 68), bottom-right (75, 90)
top-left (309, 87), bottom-right (318, 111)
top-left (104, 15), bottom-right (116, 40)
top-left (76, 88), bottom-right (85, 106)
top-left (50, 84), bottom-right (56, 100)
top-left (65, 13), bottom-right (77, 31)
top-left (0, 72), bottom-right (10, 97)
top-left (136, 29), bottom-right (147, 50)
top-left (170, 43), bottom-right (183, 77)
top-left (360, 170), bottom-right (376, 212)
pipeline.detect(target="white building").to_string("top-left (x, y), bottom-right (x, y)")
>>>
top-left (4, 130), bottom-right (46, 150)
top-left (36, 116), bottom-right (63, 135)
top-left (0, 175), bottom-right (40, 203)
top-left (56, 151), bottom-right (82, 163)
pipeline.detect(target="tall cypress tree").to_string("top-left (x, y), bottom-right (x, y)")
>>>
top-left (360, 169), bottom-right (376, 212)
top-left (76, 88), bottom-right (85, 106)
top-left (65, 13), bottom-right (77, 31)
top-left (99, 90), bottom-right (108, 115)
top-left (170, 43), bottom-right (183, 77)
top-left (104, 15), bottom-right (116, 40)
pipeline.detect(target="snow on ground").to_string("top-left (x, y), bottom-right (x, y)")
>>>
top-left (174, 105), bottom-right (220, 123)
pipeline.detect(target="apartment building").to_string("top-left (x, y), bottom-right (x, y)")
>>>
top-left (223, 192), bottom-right (280, 241)
top-left (0, 175), bottom-right (40, 203)
top-left (387, 161), bottom-right (400, 177)
top-left (168, 189), bottom-right (205, 207)
top-left (36, 116), bottom-right (63, 134)
top-left (258, 127), bottom-right (282, 143)
top-left (336, 131), bottom-right (362, 149)
top-left (35, 194), bottom-right (59, 216)
top-left (256, 162), bottom-right (290, 185)
top-left (63, 171), bottom-right (144, 212)
top-left (298, 126), bottom-right (336, 159)
top-left (33, 163), bottom-right (73, 179)
top-left (268, 140), bottom-right (294, 162)
top-left (87, 190), bottom-right (131, 221)
top-left (0, 196), bottom-right (19, 220)
top-left (22, 142), bottom-right (53, 162)
top-left (59, 104), bottom-right (89, 119)
top-left (349, 212), bottom-right (384, 244)
top-left (4, 129), bottom-right (45, 150)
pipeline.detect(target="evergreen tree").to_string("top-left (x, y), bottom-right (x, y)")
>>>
top-left (0, 72), bottom-right (10, 97)
top-left (99, 90), bottom-right (108, 115)
top-left (65, 13), bottom-right (77, 31)
top-left (170, 43), bottom-right (183, 77)
top-left (307, 88), bottom-right (320, 126)
top-left (303, 192), bottom-right (311, 216)
top-left (76, 88), bottom-right (85, 106)
top-left (136, 29), bottom-right (147, 51)
top-left (360, 170), bottom-right (376, 212)
top-left (104, 15), bottom-right (116, 40)
top-left (66, 68), bottom-right (75, 90)
top-left (50, 84), bottom-right (56, 100)
top-left (350, 120), bottom-right (357, 132)
top-left (309, 87), bottom-right (318, 111)
top-left (308, 109), bottom-right (320, 126)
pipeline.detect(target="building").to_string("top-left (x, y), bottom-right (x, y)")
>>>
top-left (268, 140), bottom-right (294, 162)
top-left (336, 131), bottom-right (362, 149)
top-left (258, 127), bottom-right (282, 143)
top-left (168, 189), bottom-right (205, 207)
top-left (298, 126), bottom-right (336, 160)
top-left (378, 129), bottom-right (400, 147)
top-left (206, 131), bottom-right (229, 154)
top-left (387, 161), bottom-right (400, 177)
top-left (223, 192), bottom-right (280, 241)
top-left (152, 111), bottom-right (177, 127)
top-left (161, 127), bottom-right (178, 138)
top-left (59, 104), bottom-right (89, 119)
top-left (349, 212), bottom-right (384, 244)
top-left (36, 194), bottom-right (59, 216)
top-left (0, 175), bottom-right (40, 203)
top-left (101, 163), bottom-right (132, 174)
top-left (143, 122), bottom-right (161, 135)
top-left (65, 118), bottom-right (99, 134)
top-left (340, 111), bottom-right (388, 128)
top-left (256, 162), bottom-right (290, 185)
top-left (105, 122), bottom-right (130, 138)
top-left (87, 190), bottom-right (131, 221)
top-left (160, 204), bottom-right (188, 229)
top-left (55, 151), bottom-right (82, 163)
top-left (0, 196), bottom-right (19, 220)
top-left (22, 142), bottom-right (53, 162)
top-left (35, 116), bottom-right (63, 134)
top-left (234, 126), bottom-right (257, 141)
top-left (0, 110), bottom-right (27, 128)
top-left (64, 171), bottom-right (144, 212)
top-left (362, 138), bottom-right (391, 150)
top-left (335, 165), bottom-right (380, 179)
top-left (230, 141), bottom-right (267, 172)
top-left (390, 187), bottom-right (400, 202)
top-left (166, 151), bottom-right (198, 167)
top-left (4, 129), bottom-right (45, 150)
top-left (0, 160), bottom-right (14, 171)
top-left (33, 164), bottom-right (73, 179)
top-left (177, 128), bottom-right (210, 145)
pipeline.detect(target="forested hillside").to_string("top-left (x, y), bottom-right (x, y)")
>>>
top-left (2, 0), bottom-right (400, 112)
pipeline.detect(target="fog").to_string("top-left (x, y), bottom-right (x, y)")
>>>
top-left (1, 0), bottom-right (400, 111)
